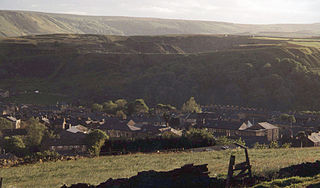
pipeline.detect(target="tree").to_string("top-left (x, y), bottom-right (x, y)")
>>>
top-left (181, 97), bottom-right (201, 113)
top-left (91, 103), bottom-right (103, 112)
top-left (0, 117), bottom-right (14, 130)
top-left (3, 136), bottom-right (26, 157)
top-left (116, 110), bottom-right (127, 120)
top-left (185, 128), bottom-right (215, 147)
top-left (25, 118), bottom-right (47, 148)
top-left (128, 99), bottom-right (149, 115)
top-left (115, 99), bottom-right (128, 110)
top-left (103, 100), bottom-right (118, 114)
top-left (280, 114), bottom-right (296, 125)
top-left (297, 131), bottom-right (307, 148)
top-left (86, 129), bottom-right (108, 156)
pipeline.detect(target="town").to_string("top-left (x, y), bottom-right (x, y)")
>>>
top-left (1, 94), bottom-right (320, 159)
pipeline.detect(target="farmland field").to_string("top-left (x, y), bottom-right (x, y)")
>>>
top-left (1, 147), bottom-right (320, 187)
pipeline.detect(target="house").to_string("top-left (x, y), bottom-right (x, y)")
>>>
top-left (5, 116), bottom-right (21, 129)
top-left (129, 116), bottom-right (166, 127)
top-left (200, 120), bottom-right (279, 143)
top-left (67, 125), bottom-right (89, 134)
top-left (201, 120), bottom-right (243, 137)
top-left (244, 122), bottom-right (280, 141)
top-left (159, 127), bottom-right (183, 137)
top-left (180, 113), bottom-right (198, 127)
top-left (50, 117), bottom-right (66, 130)
top-left (294, 132), bottom-right (320, 147)
top-left (98, 119), bottom-right (146, 138)
top-left (47, 130), bottom-right (87, 155)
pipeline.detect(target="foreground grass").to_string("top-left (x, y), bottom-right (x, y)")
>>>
top-left (254, 175), bottom-right (320, 188)
top-left (1, 147), bottom-right (320, 187)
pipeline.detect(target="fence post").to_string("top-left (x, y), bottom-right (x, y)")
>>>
top-left (0, 177), bottom-right (3, 188)
top-left (226, 155), bottom-right (235, 188)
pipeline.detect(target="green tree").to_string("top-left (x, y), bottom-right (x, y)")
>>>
top-left (297, 131), bottom-right (307, 148)
top-left (25, 118), bottom-right (47, 147)
top-left (103, 100), bottom-right (118, 114)
top-left (185, 128), bottom-right (215, 147)
top-left (115, 99), bottom-right (128, 110)
top-left (128, 99), bottom-right (149, 115)
top-left (91, 103), bottom-right (103, 112)
top-left (0, 117), bottom-right (14, 130)
top-left (3, 136), bottom-right (26, 157)
top-left (181, 97), bottom-right (201, 113)
top-left (116, 110), bottom-right (127, 120)
top-left (86, 129), bottom-right (108, 156)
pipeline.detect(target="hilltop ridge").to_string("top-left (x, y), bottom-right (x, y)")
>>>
top-left (1, 10), bottom-right (320, 37)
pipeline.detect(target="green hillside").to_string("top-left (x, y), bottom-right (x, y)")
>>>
top-left (1, 148), bottom-right (320, 187)
top-left (1, 10), bottom-right (320, 37)
top-left (1, 34), bottom-right (320, 110)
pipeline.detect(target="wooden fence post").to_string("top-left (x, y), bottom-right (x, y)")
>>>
top-left (244, 147), bottom-right (252, 178)
top-left (226, 155), bottom-right (235, 188)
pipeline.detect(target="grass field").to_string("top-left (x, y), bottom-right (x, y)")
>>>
top-left (1, 147), bottom-right (320, 187)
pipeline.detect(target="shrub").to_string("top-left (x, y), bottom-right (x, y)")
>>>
top-left (253, 142), bottom-right (268, 149)
top-left (24, 150), bottom-right (60, 163)
top-left (216, 136), bottom-right (246, 146)
top-left (269, 141), bottom-right (279, 149)
top-left (24, 118), bottom-right (47, 148)
top-left (185, 128), bottom-right (215, 147)
top-left (86, 129), bottom-right (109, 156)
top-left (281, 143), bottom-right (292, 148)
top-left (3, 136), bottom-right (27, 157)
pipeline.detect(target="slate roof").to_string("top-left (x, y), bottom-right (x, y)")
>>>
top-left (247, 122), bottom-right (278, 130)
top-left (98, 119), bottom-right (141, 132)
top-left (67, 125), bottom-right (89, 134)
top-left (308, 132), bottom-right (320, 143)
top-left (47, 130), bottom-right (87, 146)
top-left (202, 120), bottom-right (242, 130)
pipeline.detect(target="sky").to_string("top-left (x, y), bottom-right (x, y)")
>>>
top-left (1, 0), bottom-right (320, 24)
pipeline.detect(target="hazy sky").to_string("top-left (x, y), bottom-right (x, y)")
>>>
top-left (1, 0), bottom-right (319, 24)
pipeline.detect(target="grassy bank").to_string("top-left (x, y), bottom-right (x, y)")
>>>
top-left (1, 147), bottom-right (320, 187)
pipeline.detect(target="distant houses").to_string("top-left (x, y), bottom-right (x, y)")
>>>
top-left (5, 101), bottom-right (320, 157)
top-left (46, 130), bottom-right (87, 155)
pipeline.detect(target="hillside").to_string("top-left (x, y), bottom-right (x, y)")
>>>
top-left (1, 148), bottom-right (320, 187)
top-left (1, 10), bottom-right (320, 37)
top-left (1, 34), bottom-right (320, 110)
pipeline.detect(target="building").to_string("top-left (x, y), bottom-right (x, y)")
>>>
top-left (47, 130), bottom-right (87, 155)
top-left (201, 120), bottom-right (280, 144)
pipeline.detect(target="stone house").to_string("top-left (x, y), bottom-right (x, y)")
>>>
top-left (47, 130), bottom-right (87, 155)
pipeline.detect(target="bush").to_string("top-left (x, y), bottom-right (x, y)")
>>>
top-left (24, 150), bottom-right (61, 163)
top-left (281, 143), bottom-right (292, 148)
top-left (161, 131), bottom-right (180, 139)
top-left (216, 136), bottom-right (246, 146)
top-left (185, 128), bottom-right (215, 147)
top-left (25, 118), bottom-right (47, 148)
top-left (253, 142), bottom-right (268, 149)
top-left (269, 141), bottom-right (279, 149)
top-left (3, 136), bottom-right (27, 157)
top-left (86, 129), bottom-right (109, 156)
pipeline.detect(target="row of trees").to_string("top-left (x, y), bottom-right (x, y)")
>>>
top-left (91, 97), bottom-right (202, 117)
top-left (101, 128), bottom-right (215, 153)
